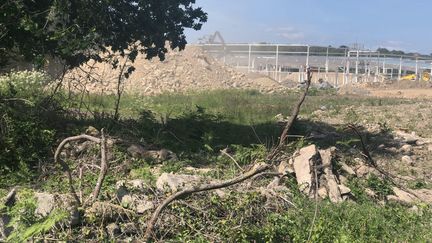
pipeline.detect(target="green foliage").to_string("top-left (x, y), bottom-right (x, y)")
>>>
top-left (3, 189), bottom-right (67, 242)
top-left (367, 174), bottom-right (394, 199)
top-left (231, 144), bottom-right (267, 165)
top-left (1, 0), bottom-right (207, 68)
top-left (0, 70), bottom-right (50, 97)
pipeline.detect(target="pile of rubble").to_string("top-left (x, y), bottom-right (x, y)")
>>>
top-left (66, 46), bottom-right (288, 95)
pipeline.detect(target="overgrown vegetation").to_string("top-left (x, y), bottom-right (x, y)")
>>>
top-left (0, 71), bottom-right (431, 242)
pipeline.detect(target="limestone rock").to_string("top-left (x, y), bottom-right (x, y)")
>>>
top-left (35, 192), bottom-right (55, 217)
top-left (34, 192), bottom-right (80, 226)
top-left (156, 173), bottom-right (202, 192)
top-left (340, 163), bottom-right (356, 176)
top-left (318, 187), bottom-right (328, 199)
top-left (400, 144), bottom-right (413, 155)
top-left (136, 201), bottom-right (154, 214)
top-left (394, 130), bottom-right (419, 144)
top-left (338, 185), bottom-right (351, 195)
top-left (85, 126), bottom-right (100, 136)
top-left (388, 187), bottom-right (417, 204)
top-left (401, 155), bottom-right (414, 166)
top-left (127, 144), bottom-right (147, 158)
top-left (411, 189), bottom-right (432, 203)
top-left (365, 188), bottom-right (377, 198)
top-left (293, 145), bottom-right (319, 194)
top-left (106, 223), bottom-right (121, 237)
top-left (319, 148), bottom-right (343, 203)
top-left (278, 160), bottom-right (294, 175)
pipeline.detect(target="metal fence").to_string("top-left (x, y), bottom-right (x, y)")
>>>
top-left (197, 43), bottom-right (432, 87)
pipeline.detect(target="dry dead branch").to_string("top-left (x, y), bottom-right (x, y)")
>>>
top-left (54, 130), bottom-right (108, 206)
top-left (143, 162), bottom-right (271, 241)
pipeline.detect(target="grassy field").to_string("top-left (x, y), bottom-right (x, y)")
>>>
top-left (1, 78), bottom-right (432, 242)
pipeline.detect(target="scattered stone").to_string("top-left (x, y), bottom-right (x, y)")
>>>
top-left (127, 144), bottom-right (147, 158)
top-left (184, 166), bottom-right (212, 174)
top-left (411, 189), bottom-right (432, 203)
top-left (127, 179), bottom-right (146, 190)
top-left (136, 200), bottom-right (154, 214)
top-left (401, 155), bottom-right (414, 166)
top-left (34, 192), bottom-right (79, 226)
top-left (319, 148), bottom-right (342, 203)
top-left (156, 173), bottom-right (203, 193)
top-left (427, 144), bottom-right (432, 151)
top-left (106, 223), bottom-right (121, 237)
top-left (387, 187), bottom-right (417, 204)
top-left (340, 163), bottom-right (356, 176)
top-left (278, 160), bottom-right (294, 175)
top-left (318, 187), bottom-right (328, 199)
top-left (400, 144), bottom-right (413, 155)
top-left (35, 192), bottom-right (55, 217)
top-left (338, 185), bottom-right (351, 195)
top-left (85, 126), bottom-right (100, 136)
top-left (121, 222), bottom-right (138, 235)
top-left (355, 164), bottom-right (371, 177)
top-left (293, 145), bottom-right (319, 194)
top-left (394, 130), bottom-right (419, 144)
top-left (365, 188), bottom-right (376, 198)
top-left (339, 175), bottom-right (348, 184)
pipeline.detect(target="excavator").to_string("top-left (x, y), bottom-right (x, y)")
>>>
top-left (401, 71), bottom-right (431, 81)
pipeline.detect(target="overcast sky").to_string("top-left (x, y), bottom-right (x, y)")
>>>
top-left (185, 0), bottom-right (432, 54)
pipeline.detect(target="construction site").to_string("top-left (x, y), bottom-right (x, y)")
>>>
top-left (197, 33), bottom-right (432, 86)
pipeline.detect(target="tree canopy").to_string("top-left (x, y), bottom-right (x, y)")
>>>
top-left (0, 0), bottom-right (207, 68)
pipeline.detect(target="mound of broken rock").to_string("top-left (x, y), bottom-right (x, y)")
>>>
top-left (65, 46), bottom-right (288, 95)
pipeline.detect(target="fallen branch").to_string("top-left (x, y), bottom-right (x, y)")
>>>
top-left (267, 68), bottom-right (312, 161)
top-left (347, 124), bottom-right (422, 200)
top-left (144, 162), bottom-right (271, 241)
top-left (54, 131), bottom-right (107, 206)
top-left (220, 149), bottom-right (244, 172)
top-left (91, 129), bottom-right (108, 202)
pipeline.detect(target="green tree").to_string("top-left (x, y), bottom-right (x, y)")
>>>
top-left (0, 0), bottom-right (207, 68)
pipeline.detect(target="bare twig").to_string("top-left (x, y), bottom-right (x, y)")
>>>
top-left (220, 149), bottom-right (244, 172)
top-left (54, 134), bottom-right (101, 205)
top-left (267, 68), bottom-right (312, 161)
top-left (307, 161), bottom-right (320, 242)
top-left (91, 129), bottom-right (108, 202)
top-left (143, 163), bottom-right (270, 241)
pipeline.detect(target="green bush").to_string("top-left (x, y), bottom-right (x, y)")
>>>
top-left (0, 71), bottom-right (58, 186)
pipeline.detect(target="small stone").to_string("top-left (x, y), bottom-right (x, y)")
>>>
top-left (339, 175), bottom-right (348, 184)
top-left (136, 201), bottom-right (154, 214)
top-left (340, 163), bottom-right (356, 176)
top-left (400, 144), bottom-right (413, 155)
top-left (121, 222), bottom-right (138, 235)
top-left (35, 193), bottom-right (55, 217)
top-left (85, 126), bottom-right (100, 136)
top-left (365, 188), bottom-right (376, 198)
top-left (401, 155), bottom-right (414, 166)
top-left (278, 160), bottom-right (293, 175)
top-left (127, 179), bottom-right (145, 189)
top-left (121, 195), bottom-right (134, 208)
top-left (127, 144), bottom-right (147, 158)
top-left (106, 223), bottom-right (121, 237)
top-left (338, 185), bottom-right (351, 195)
top-left (388, 187), bottom-right (417, 204)
top-left (318, 187), bottom-right (328, 199)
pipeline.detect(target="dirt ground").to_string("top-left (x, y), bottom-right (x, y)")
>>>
top-left (367, 88), bottom-right (432, 99)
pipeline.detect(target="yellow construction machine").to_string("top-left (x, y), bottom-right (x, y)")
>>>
top-left (401, 72), bottom-right (431, 81)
